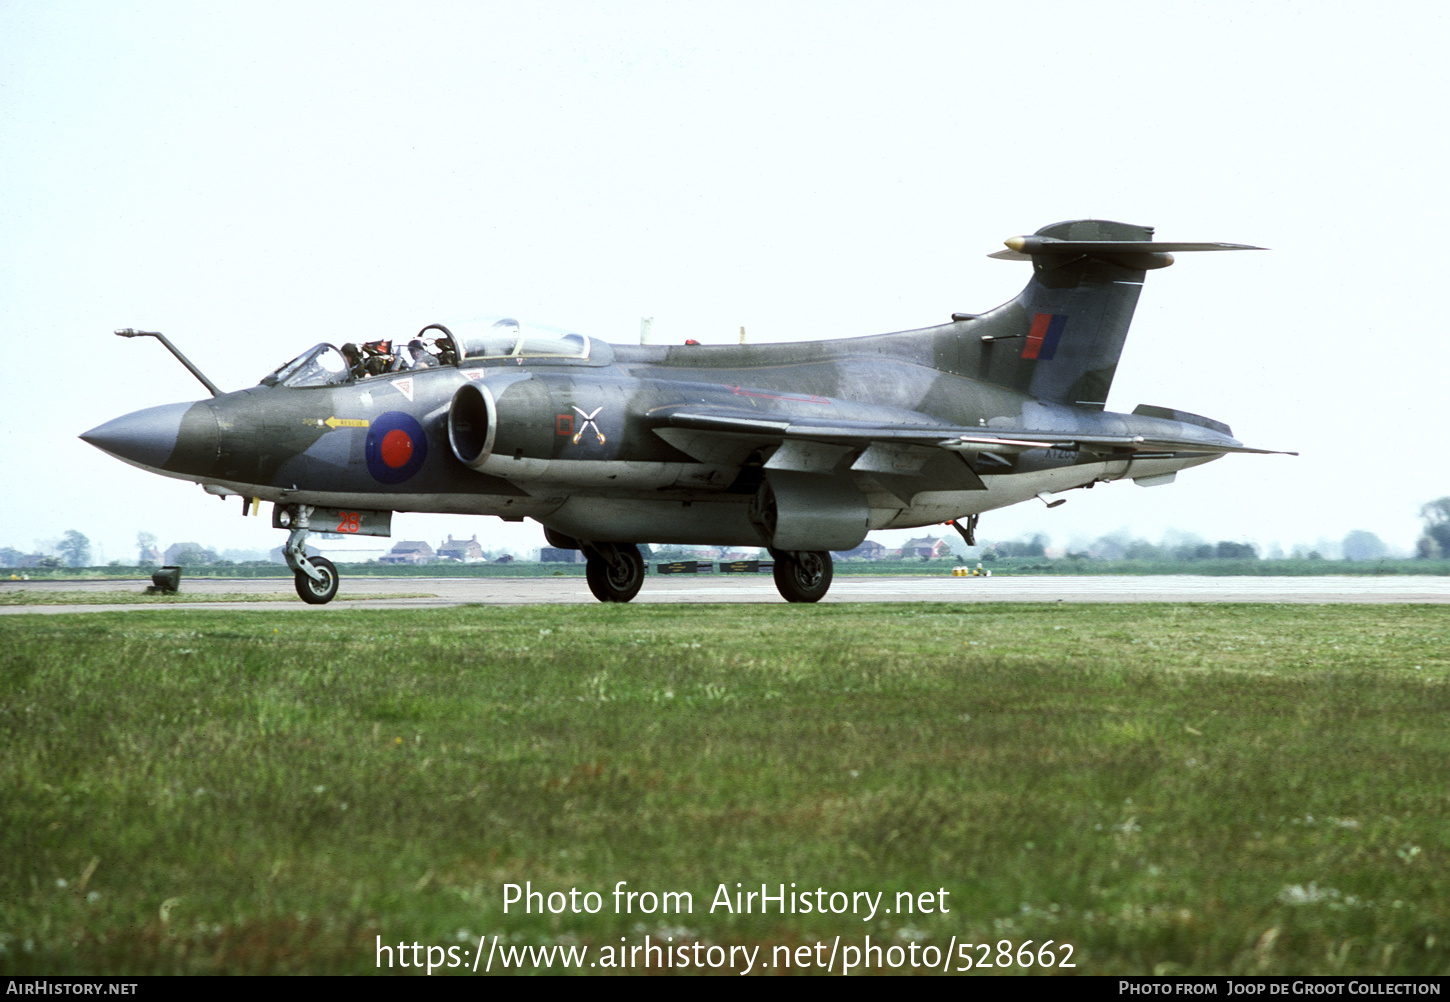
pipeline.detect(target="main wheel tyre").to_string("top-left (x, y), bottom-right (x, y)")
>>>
top-left (770, 549), bottom-right (833, 603)
top-left (585, 545), bottom-right (645, 603)
top-left (294, 556), bottom-right (339, 605)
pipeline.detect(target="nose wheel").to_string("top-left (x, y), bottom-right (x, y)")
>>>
top-left (769, 548), bottom-right (833, 603)
top-left (278, 504), bottom-right (342, 605)
top-left (583, 543), bottom-right (645, 603)
top-left (294, 556), bottom-right (339, 605)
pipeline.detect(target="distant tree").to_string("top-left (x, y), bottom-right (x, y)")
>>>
top-left (1215, 541), bottom-right (1258, 560)
top-left (991, 533), bottom-right (1048, 558)
top-left (136, 531), bottom-right (158, 564)
top-left (167, 543), bottom-right (218, 566)
top-left (57, 530), bottom-right (91, 568)
top-left (0, 546), bottom-right (24, 567)
top-left (1123, 540), bottom-right (1165, 561)
top-left (1091, 535), bottom-right (1128, 560)
top-left (1342, 530), bottom-right (1388, 562)
top-left (1161, 530), bottom-right (1207, 559)
top-left (1420, 498), bottom-right (1450, 558)
top-left (220, 548), bottom-right (271, 563)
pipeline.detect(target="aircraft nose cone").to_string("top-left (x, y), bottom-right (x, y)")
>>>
top-left (80, 401), bottom-right (206, 470)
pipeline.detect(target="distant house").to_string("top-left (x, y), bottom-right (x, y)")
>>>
top-left (380, 540), bottom-right (435, 565)
top-left (437, 534), bottom-right (486, 562)
top-left (833, 540), bottom-right (887, 561)
top-left (138, 544), bottom-right (162, 565)
top-left (899, 535), bottom-right (953, 559)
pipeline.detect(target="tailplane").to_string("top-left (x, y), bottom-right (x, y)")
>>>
top-left (968, 220), bottom-right (1262, 410)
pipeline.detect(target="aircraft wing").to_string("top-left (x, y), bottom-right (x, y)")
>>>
top-left (652, 408), bottom-right (1295, 457)
top-left (938, 432), bottom-right (1296, 456)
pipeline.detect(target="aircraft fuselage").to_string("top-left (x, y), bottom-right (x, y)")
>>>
top-left (85, 331), bottom-right (1227, 547)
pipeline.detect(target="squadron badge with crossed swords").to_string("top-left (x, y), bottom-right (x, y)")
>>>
top-left (571, 405), bottom-right (606, 445)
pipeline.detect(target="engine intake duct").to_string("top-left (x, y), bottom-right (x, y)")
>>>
top-left (448, 383), bottom-right (498, 469)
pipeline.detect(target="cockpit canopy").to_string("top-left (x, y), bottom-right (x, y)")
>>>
top-left (454, 318), bottom-right (590, 361)
top-left (261, 343), bottom-right (351, 388)
top-left (259, 319), bottom-right (592, 388)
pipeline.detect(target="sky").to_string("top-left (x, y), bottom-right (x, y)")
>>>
top-left (2, 2), bottom-right (1447, 564)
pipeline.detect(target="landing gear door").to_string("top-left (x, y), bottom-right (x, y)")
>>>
top-left (273, 505), bottom-right (393, 537)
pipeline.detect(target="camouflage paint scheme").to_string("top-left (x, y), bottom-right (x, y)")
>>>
top-left (82, 220), bottom-right (1286, 601)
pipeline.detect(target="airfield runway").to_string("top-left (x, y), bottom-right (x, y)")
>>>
top-left (4, 574), bottom-right (1450, 613)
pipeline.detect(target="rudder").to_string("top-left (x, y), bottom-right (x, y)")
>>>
top-left (976, 219), bottom-right (1156, 410)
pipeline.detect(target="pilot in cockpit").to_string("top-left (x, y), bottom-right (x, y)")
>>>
top-left (341, 342), bottom-right (366, 379)
top-left (359, 340), bottom-right (394, 376)
top-left (396, 338), bottom-right (439, 371)
top-left (341, 331), bottom-right (457, 379)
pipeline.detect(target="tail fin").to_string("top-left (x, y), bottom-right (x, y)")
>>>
top-left (968, 219), bottom-right (1261, 410)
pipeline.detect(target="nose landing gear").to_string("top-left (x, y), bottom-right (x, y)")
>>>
top-left (279, 504), bottom-right (341, 605)
top-left (295, 555), bottom-right (339, 604)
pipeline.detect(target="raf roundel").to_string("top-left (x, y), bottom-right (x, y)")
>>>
top-left (365, 412), bottom-right (428, 484)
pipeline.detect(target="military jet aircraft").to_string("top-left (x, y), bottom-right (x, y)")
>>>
top-left (81, 219), bottom-right (1289, 605)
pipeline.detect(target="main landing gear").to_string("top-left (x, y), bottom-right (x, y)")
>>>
top-left (279, 504), bottom-right (340, 605)
top-left (768, 548), bottom-right (833, 603)
top-left (581, 542), bottom-right (646, 603)
top-left (546, 528), bottom-right (836, 604)
top-left (546, 529), bottom-right (646, 603)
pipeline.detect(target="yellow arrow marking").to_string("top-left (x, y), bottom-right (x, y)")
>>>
top-left (323, 417), bottom-right (370, 429)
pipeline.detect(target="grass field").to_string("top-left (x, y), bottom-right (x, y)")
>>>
top-left (2, 603), bottom-right (1447, 975)
top-left (0, 591), bottom-right (433, 606)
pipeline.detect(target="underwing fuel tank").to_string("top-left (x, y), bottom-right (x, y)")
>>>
top-left (750, 470), bottom-right (869, 552)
